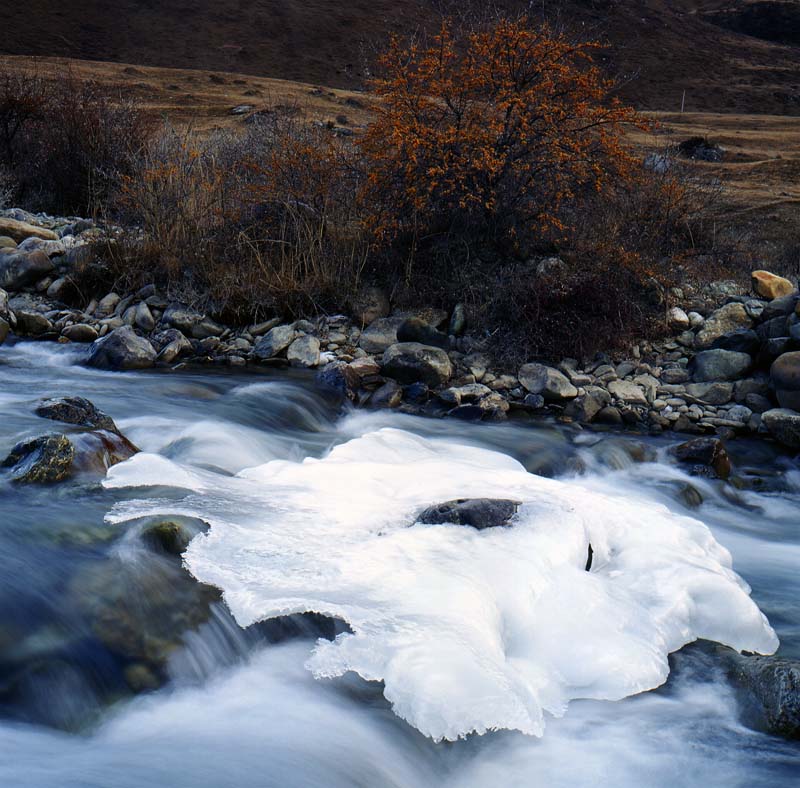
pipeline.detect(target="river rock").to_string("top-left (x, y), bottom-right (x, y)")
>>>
top-left (396, 317), bottom-right (449, 350)
top-left (518, 363), bottom-right (577, 401)
top-left (762, 408), bottom-right (800, 448)
top-left (690, 349), bottom-right (751, 382)
top-left (771, 352), bottom-right (800, 410)
top-left (382, 342), bottom-right (452, 387)
top-left (727, 654), bottom-right (800, 740)
top-left (0, 316), bottom-right (8, 345)
top-left (142, 520), bottom-right (193, 556)
top-left (370, 379), bottom-right (403, 408)
top-left (668, 306), bottom-right (690, 330)
top-left (359, 317), bottom-right (404, 354)
top-left (762, 294), bottom-right (799, 322)
top-left (564, 387), bottom-right (611, 423)
top-left (711, 329), bottom-right (760, 356)
top-left (62, 323), bottom-right (99, 342)
top-left (253, 324), bottom-right (297, 359)
top-left (134, 302), bottom-right (155, 332)
top-left (449, 303), bottom-right (467, 336)
top-left (0, 249), bottom-right (55, 290)
top-left (1, 434), bottom-right (75, 483)
top-left (35, 396), bottom-right (117, 432)
top-left (751, 270), bottom-right (796, 300)
top-left (87, 326), bottom-right (157, 370)
top-left (607, 380), bottom-right (648, 406)
top-left (0, 217), bottom-right (58, 243)
top-left (14, 309), bottom-right (52, 336)
top-left (316, 360), bottom-right (360, 400)
top-left (695, 303), bottom-right (752, 349)
top-left (671, 436), bottom-right (732, 480)
top-left (0, 236), bottom-right (16, 249)
top-left (416, 499), bottom-right (520, 529)
top-left (287, 335), bottom-right (321, 368)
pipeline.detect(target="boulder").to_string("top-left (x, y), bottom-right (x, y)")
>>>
top-left (564, 387), bottom-right (611, 423)
top-left (671, 437), bottom-right (732, 480)
top-left (34, 396), bottom-right (117, 432)
top-left (684, 380), bottom-right (734, 405)
top-left (607, 380), bottom-right (649, 406)
top-left (96, 292), bottom-right (121, 316)
top-left (689, 349), bottom-right (751, 382)
top-left (134, 302), bottom-right (155, 332)
top-left (253, 324), bottom-right (297, 359)
top-left (86, 326), bottom-right (157, 370)
top-left (695, 303), bottom-right (752, 349)
top-left (757, 315), bottom-right (790, 342)
top-left (771, 352), bottom-right (800, 411)
top-left (369, 379), bottom-right (403, 408)
top-left (710, 329), bottom-right (760, 356)
top-left (14, 309), bottom-right (53, 336)
top-left (0, 249), bottom-right (55, 290)
top-left (762, 409), bottom-right (800, 449)
top-left (416, 499), bottom-right (519, 529)
top-left (518, 363), bottom-right (578, 401)
top-left (0, 217), bottom-right (58, 243)
top-left (315, 360), bottom-right (360, 401)
top-left (668, 306), bottom-right (690, 331)
top-left (762, 293), bottom-right (799, 322)
top-left (382, 342), bottom-right (452, 387)
top-left (396, 317), bottom-right (449, 350)
top-left (62, 323), bottom-right (99, 343)
top-left (358, 317), bottom-right (405, 354)
top-left (751, 270), bottom-right (796, 300)
top-left (727, 654), bottom-right (800, 740)
top-left (157, 334), bottom-right (193, 364)
top-left (1, 434), bottom-right (74, 483)
top-left (287, 335), bottom-right (321, 368)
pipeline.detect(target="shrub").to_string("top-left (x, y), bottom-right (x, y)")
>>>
top-left (360, 17), bottom-right (645, 262)
top-left (112, 117), bottom-right (368, 320)
top-left (0, 64), bottom-right (152, 214)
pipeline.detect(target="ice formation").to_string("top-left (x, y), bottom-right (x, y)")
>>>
top-left (104, 427), bottom-right (778, 741)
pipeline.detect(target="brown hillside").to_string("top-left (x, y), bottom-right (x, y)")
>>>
top-left (2, 1), bottom-right (800, 115)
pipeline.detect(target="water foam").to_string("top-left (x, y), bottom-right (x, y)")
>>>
top-left (104, 427), bottom-right (778, 741)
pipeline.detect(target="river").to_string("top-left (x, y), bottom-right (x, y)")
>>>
top-left (0, 339), bottom-right (798, 787)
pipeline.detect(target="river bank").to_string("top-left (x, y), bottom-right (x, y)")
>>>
top-left (2, 207), bottom-right (800, 454)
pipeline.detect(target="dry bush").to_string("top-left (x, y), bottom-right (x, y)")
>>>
top-left (112, 118), bottom-right (368, 321)
top-left (0, 64), bottom-right (152, 214)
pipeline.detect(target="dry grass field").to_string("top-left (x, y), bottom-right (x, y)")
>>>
top-left (1, 53), bottom-right (798, 271)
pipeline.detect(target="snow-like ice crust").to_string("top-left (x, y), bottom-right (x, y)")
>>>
top-left (104, 427), bottom-right (778, 741)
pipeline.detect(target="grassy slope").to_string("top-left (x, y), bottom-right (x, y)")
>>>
top-left (2, 1), bottom-right (800, 115)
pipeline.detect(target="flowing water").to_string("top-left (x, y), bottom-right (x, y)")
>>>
top-left (0, 339), bottom-right (799, 787)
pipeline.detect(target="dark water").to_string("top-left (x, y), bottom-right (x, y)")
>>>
top-left (0, 339), bottom-right (798, 787)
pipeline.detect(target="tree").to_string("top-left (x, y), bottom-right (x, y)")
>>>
top-left (360, 17), bottom-right (646, 256)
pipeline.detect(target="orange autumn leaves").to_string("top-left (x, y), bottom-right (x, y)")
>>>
top-left (359, 17), bottom-right (647, 251)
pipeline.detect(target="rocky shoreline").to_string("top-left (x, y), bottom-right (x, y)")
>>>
top-left (2, 208), bottom-right (800, 452)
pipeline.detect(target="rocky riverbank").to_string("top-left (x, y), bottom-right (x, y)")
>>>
top-left (2, 207), bottom-right (800, 451)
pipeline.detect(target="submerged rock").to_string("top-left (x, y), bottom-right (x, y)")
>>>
top-left (671, 437), bottom-right (732, 480)
top-left (417, 499), bottom-right (520, 529)
top-left (727, 654), bottom-right (800, 740)
top-left (142, 520), bottom-right (194, 556)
